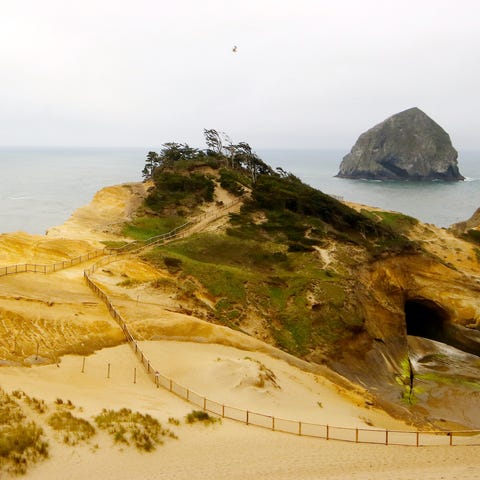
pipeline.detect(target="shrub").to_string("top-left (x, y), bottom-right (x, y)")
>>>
top-left (146, 171), bottom-right (215, 213)
top-left (185, 410), bottom-right (220, 425)
top-left (219, 169), bottom-right (247, 196)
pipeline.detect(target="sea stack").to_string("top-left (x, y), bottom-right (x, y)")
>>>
top-left (337, 107), bottom-right (464, 181)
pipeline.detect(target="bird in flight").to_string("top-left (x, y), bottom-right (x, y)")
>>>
top-left (232, 45), bottom-right (237, 53)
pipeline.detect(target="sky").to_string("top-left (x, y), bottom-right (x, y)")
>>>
top-left (1, 0), bottom-right (479, 150)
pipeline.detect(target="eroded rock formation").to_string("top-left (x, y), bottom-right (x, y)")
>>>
top-left (337, 107), bottom-right (464, 181)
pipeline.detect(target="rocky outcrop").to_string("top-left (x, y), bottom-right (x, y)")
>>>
top-left (450, 207), bottom-right (480, 235)
top-left (337, 107), bottom-right (464, 181)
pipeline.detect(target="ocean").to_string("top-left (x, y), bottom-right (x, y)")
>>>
top-left (1, 147), bottom-right (479, 235)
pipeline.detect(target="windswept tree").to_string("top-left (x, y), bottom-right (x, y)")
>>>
top-left (230, 142), bottom-right (274, 183)
top-left (142, 151), bottom-right (161, 179)
top-left (143, 130), bottom-right (275, 184)
top-left (203, 128), bottom-right (234, 166)
top-left (142, 143), bottom-right (203, 179)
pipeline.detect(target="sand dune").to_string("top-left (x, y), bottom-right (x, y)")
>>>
top-left (1, 182), bottom-right (480, 478)
top-left (0, 343), bottom-right (479, 479)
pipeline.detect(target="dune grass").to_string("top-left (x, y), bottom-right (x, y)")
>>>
top-left (0, 389), bottom-right (49, 475)
top-left (94, 408), bottom-right (177, 451)
top-left (48, 411), bottom-right (96, 445)
top-left (185, 410), bottom-right (220, 425)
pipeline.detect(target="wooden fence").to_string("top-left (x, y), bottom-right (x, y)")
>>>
top-left (83, 254), bottom-right (480, 446)
top-left (3, 196), bottom-right (480, 446)
top-left (0, 248), bottom-right (106, 277)
top-left (0, 196), bottom-right (243, 276)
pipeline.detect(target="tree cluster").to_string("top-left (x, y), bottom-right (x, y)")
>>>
top-left (142, 129), bottom-right (274, 184)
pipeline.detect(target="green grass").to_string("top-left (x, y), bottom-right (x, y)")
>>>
top-left (101, 240), bottom-right (129, 249)
top-left (48, 411), bottom-right (96, 445)
top-left (122, 216), bottom-right (187, 241)
top-left (161, 233), bottom-right (289, 271)
top-left (375, 211), bottom-right (418, 234)
top-left (143, 232), bottom-right (358, 358)
top-left (94, 408), bottom-right (177, 451)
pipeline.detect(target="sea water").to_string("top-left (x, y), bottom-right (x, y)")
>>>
top-left (260, 149), bottom-right (480, 228)
top-left (0, 147), bottom-right (479, 235)
top-left (0, 147), bottom-right (145, 235)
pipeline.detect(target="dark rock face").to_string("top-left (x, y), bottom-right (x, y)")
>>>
top-left (337, 107), bottom-right (464, 181)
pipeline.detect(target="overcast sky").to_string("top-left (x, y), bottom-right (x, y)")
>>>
top-left (1, 0), bottom-right (479, 149)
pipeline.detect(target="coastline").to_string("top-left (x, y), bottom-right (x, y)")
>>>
top-left (0, 182), bottom-right (479, 478)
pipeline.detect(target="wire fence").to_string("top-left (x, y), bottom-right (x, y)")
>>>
top-left (3, 195), bottom-right (480, 446)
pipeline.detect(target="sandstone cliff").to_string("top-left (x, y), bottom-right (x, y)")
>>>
top-left (337, 107), bottom-right (463, 181)
top-left (2, 174), bottom-right (480, 429)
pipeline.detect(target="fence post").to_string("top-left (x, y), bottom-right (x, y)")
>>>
top-left (385, 430), bottom-right (389, 446)
top-left (298, 421), bottom-right (302, 436)
top-left (222, 404), bottom-right (225, 417)
top-left (133, 367), bottom-right (136, 384)
top-left (107, 363), bottom-right (110, 379)
top-left (326, 425), bottom-right (329, 440)
top-left (169, 379), bottom-right (173, 392)
top-left (246, 411), bottom-right (249, 425)
top-left (203, 397), bottom-right (206, 410)
top-left (272, 416), bottom-right (275, 431)
top-left (449, 432), bottom-right (453, 446)
top-left (81, 357), bottom-right (85, 373)
top-left (356, 428), bottom-right (359, 443)
top-left (416, 431), bottom-right (419, 447)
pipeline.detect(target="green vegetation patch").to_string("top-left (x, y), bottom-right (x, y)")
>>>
top-left (145, 233), bottom-right (360, 357)
top-left (219, 168), bottom-right (248, 196)
top-left (162, 233), bottom-right (289, 271)
top-left (94, 408), bottom-right (176, 451)
top-left (374, 211), bottom-right (419, 234)
top-left (145, 171), bottom-right (215, 214)
top-left (417, 372), bottom-right (480, 391)
top-left (122, 216), bottom-right (187, 241)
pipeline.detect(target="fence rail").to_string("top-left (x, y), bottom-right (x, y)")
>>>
top-left (0, 196), bottom-right (244, 276)
top-left (0, 248), bottom-right (106, 277)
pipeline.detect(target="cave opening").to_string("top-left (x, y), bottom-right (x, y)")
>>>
top-left (404, 298), bottom-right (448, 342)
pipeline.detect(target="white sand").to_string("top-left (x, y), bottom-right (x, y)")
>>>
top-left (0, 342), bottom-right (479, 479)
